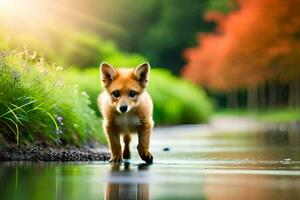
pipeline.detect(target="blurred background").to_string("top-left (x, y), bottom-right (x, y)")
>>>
top-left (1, 1), bottom-right (300, 199)
top-left (0, 0), bottom-right (299, 146)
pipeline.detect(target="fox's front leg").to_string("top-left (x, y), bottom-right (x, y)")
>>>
top-left (123, 134), bottom-right (131, 159)
top-left (105, 124), bottom-right (122, 163)
top-left (137, 121), bottom-right (153, 164)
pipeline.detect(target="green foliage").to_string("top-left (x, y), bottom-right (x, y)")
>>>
top-left (206, 0), bottom-right (232, 13)
top-left (149, 69), bottom-right (213, 124)
top-left (64, 68), bottom-right (213, 125)
top-left (0, 48), bottom-right (106, 146)
top-left (81, 0), bottom-right (215, 73)
top-left (9, 31), bottom-right (146, 68)
top-left (2, 0), bottom-right (216, 74)
top-left (135, 0), bottom-right (214, 73)
top-left (50, 31), bottom-right (146, 68)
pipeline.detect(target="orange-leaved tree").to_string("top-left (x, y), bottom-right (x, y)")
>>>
top-left (182, 0), bottom-right (300, 92)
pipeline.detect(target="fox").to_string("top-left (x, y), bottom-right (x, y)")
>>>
top-left (98, 62), bottom-right (154, 164)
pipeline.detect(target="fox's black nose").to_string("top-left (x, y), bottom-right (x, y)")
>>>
top-left (119, 105), bottom-right (128, 113)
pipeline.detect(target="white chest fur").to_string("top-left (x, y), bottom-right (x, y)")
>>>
top-left (114, 113), bottom-right (141, 131)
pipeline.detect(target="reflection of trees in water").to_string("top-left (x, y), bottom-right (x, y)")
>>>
top-left (106, 162), bottom-right (149, 200)
top-left (203, 173), bottom-right (300, 200)
top-left (200, 130), bottom-right (300, 162)
top-left (262, 127), bottom-right (300, 147)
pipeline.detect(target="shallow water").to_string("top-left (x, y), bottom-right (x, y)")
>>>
top-left (1, 126), bottom-right (300, 200)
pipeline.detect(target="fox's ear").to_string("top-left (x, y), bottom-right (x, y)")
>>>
top-left (134, 62), bottom-right (150, 87)
top-left (100, 62), bottom-right (116, 87)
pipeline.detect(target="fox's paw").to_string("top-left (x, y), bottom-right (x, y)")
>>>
top-left (109, 155), bottom-right (123, 163)
top-left (123, 147), bottom-right (131, 159)
top-left (123, 151), bottom-right (131, 159)
top-left (139, 151), bottom-right (153, 164)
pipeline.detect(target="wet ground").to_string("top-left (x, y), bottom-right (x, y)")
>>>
top-left (1, 122), bottom-right (300, 200)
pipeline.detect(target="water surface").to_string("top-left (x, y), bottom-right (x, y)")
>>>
top-left (1, 126), bottom-right (300, 200)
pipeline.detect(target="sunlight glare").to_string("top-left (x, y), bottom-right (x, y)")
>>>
top-left (0, 0), bottom-right (58, 37)
top-left (0, 0), bottom-right (12, 9)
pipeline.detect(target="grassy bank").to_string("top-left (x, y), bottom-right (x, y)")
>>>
top-left (0, 48), bottom-right (213, 147)
top-left (6, 31), bottom-right (213, 125)
top-left (215, 108), bottom-right (300, 123)
top-left (0, 49), bottom-right (106, 146)
top-left (0, 31), bottom-right (214, 147)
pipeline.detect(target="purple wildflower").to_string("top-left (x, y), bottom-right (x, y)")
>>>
top-left (56, 115), bottom-right (63, 126)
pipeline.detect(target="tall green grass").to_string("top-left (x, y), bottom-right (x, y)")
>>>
top-left (0, 48), bottom-right (105, 146)
top-left (64, 68), bottom-right (213, 125)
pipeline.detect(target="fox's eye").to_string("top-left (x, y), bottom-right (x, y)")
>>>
top-left (129, 91), bottom-right (137, 98)
top-left (112, 90), bottom-right (120, 98)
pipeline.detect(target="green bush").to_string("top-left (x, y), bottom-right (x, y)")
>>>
top-left (149, 69), bottom-right (213, 124)
top-left (0, 49), bottom-right (106, 146)
top-left (64, 68), bottom-right (213, 125)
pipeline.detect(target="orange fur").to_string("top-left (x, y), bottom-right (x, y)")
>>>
top-left (98, 62), bottom-right (154, 164)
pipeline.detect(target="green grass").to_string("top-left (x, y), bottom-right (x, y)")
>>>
top-left (0, 48), bottom-right (106, 146)
top-left (64, 68), bottom-right (213, 125)
top-left (256, 109), bottom-right (300, 122)
top-left (215, 108), bottom-right (300, 123)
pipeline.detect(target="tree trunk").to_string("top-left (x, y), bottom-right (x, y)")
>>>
top-left (296, 79), bottom-right (300, 109)
top-left (288, 79), bottom-right (300, 108)
top-left (268, 82), bottom-right (277, 108)
top-left (227, 91), bottom-right (239, 109)
top-left (247, 87), bottom-right (258, 110)
top-left (258, 84), bottom-right (266, 108)
top-left (289, 80), bottom-right (296, 108)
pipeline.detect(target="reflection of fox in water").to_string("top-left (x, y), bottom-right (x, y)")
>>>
top-left (98, 62), bottom-right (154, 164)
top-left (106, 163), bottom-right (149, 200)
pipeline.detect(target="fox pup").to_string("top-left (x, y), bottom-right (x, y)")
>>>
top-left (98, 62), bottom-right (154, 164)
